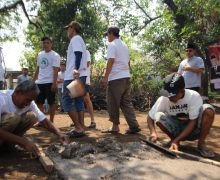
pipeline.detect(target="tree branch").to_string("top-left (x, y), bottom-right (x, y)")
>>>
top-left (20, 1), bottom-right (39, 29)
top-left (0, 0), bottom-right (45, 35)
top-left (133, 0), bottom-right (151, 19)
top-left (0, 0), bottom-right (22, 13)
top-left (134, 15), bottom-right (161, 35)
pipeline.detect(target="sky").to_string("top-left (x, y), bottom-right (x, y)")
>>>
top-left (1, 1), bottom-right (29, 71)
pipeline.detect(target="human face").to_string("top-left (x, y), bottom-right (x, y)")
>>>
top-left (107, 32), bottom-right (115, 42)
top-left (12, 91), bottom-right (37, 109)
top-left (22, 68), bottom-right (28, 75)
top-left (60, 64), bottom-right (66, 72)
top-left (168, 89), bottom-right (185, 103)
top-left (42, 39), bottom-right (52, 52)
top-left (67, 26), bottom-right (76, 39)
top-left (185, 48), bottom-right (195, 58)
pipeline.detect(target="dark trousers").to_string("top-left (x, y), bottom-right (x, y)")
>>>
top-left (107, 78), bottom-right (139, 129)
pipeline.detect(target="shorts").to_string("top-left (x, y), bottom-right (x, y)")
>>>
top-left (35, 83), bottom-right (55, 105)
top-left (62, 76), bottom-right (86, 112)
top-left (85, 84), bottom-right (90, 93)
top-left (155, 104), bottom-right (215, 141)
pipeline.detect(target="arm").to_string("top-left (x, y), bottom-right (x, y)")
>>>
top-left (73, 51), bottom-right (82, 78)
top-left (0, 128), bottom-right (40, 156)
top-left (33, 66), bottom-right (39, 81)
top-left (57, 78), bottom-right (64, 84)
top-left (183, 66), bottom-right (204, 74)
top-left (41, 118), bottom-right (68, 144)
top-left (147, 115), bottom-right (158, 142)
top-left (170, 120), bottom-right (196, 150)
top-left (103, 58), bottom-right (114, 82)
top-left (51, 67), bottom-right (59, 92)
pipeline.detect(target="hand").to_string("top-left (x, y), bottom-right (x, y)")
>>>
top-left (22, 139), bottom-right (40, 157)
top-left (149, 133), bottom-right (158, 143)
top-left (73, 69), bottom-right (80, 79)
top-left (51, 83), bottom-right (58, 93)
top-left (58, 134), bottom-right (69, 145)
top-left (183, 64), bottom-right (191, 71)
top-left (169, 142), bottom-right (179, 151)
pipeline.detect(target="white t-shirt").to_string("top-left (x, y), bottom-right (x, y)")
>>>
top-left (107, 39), bottom-right (130, 81)
top-left (86, 50), bottom-right (91, 85)
top-left (0, 90), bottom-right (46, 122)
top-left (178, 56), bottom-right (204, 88)
top-left (0, 49), bottom-right (4, 81)
top-left (36, 50), bottom-right (60, 84)
top-left (148, 89), bottom-right (203, 121)
top-left (57, 71), bottom-right (65, 88)
top-left (65, 35), bottom-right (87, 80)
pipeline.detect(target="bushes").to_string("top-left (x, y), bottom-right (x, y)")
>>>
top-left (89, 59), bottom-right (163, 111)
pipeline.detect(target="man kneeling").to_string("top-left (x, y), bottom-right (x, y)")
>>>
top-left (0, 80), bottom-right (68, 156)
top-left (147, 73), bottom-right (215, 158)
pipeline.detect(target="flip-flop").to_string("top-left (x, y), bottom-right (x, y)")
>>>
top-left (125, 127), bottom-right (141, 134)
top-left (67, 130), bottom-right (85, 138)
top-left (197, 146), bottom-right (215, 158)
top-left (101, 128), bottom-right (119, 133)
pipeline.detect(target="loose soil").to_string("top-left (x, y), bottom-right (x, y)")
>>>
top-left (0, 111), bottom-right (220, 180)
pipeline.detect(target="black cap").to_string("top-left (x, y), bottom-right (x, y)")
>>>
top-left (163, 73), bottom-right (185, 97)
top-left (186, 43), bottom-right (196, 49)
top-left (104, 26), bottom-right (120, 37)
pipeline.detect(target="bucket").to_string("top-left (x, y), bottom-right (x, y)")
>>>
top-left (66, 79), bottom-right (85, 98)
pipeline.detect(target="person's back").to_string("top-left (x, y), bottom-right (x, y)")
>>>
top-left (108, 39), bottom-right (130, 81)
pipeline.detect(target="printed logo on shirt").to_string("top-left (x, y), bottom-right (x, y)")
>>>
top-left (40, 58), bottom-right (48, 69)
top-left (170, 104), bottom-right (189, 120)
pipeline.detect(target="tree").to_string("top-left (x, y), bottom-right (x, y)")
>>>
top-left (21, 0), bottom-right (107, 70)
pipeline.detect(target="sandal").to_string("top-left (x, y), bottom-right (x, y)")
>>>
top-left (88, 122), bottom-right (96, 129)
top-left (67, 130), bottom-right (85, 138)
top-left (197, 146), bottom-right (215, 158)
top-left (125, 127), bottom-right (141, 134)
top-left (101, 128), bottom-right (119, 133)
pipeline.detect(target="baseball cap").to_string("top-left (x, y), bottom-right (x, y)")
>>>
top-left (162, 73), bottom-right (185, 97)
top-left (186, 43), bottom-right (196, 49)
top-left (64, 21), bottom-right (81, 33)
top-left (104, 26), bottom-right (120, 37)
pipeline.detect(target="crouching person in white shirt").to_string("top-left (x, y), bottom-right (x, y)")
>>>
top-left (0, 80), bottom-right (68, 156)
top-left (147, 73), bottom-right (215, 158)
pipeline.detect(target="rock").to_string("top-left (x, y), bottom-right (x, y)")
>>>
top-left (46, 144), bottom-right (60, 157)
top-left (76, 144), bottom-right (95, 157)
top-left (61, 142), bottom-right (80, 159)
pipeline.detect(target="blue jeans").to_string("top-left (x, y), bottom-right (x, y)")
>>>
top-left (62, 76), bottom-right (86, 112)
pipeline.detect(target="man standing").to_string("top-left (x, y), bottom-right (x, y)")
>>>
top-left (63, 21), bottom-right (87, 138)
top-left (0, 80), bottom-right (68, 156)
top-left (34, 36), bottom-right (60, 123)
top-left (17, 67), bottom-right (31, 84)
top-left (147, 73), bottom-right (215, 158)
top-left (0, 47), bottom-right (5, 90)
top-left (57, 62), bottom-right (66, 113)
top-left (102, 26), bottom-right (140, 134)
top-left (178, 43), bottom-right (204, 92)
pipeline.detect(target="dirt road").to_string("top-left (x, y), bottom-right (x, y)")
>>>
top-left (0, 111), bottom-right (220, 179)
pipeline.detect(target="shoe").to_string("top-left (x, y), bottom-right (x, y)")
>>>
top-left (125, 127), bottom-right (141, 134)
top-left (197, 146), bottom-right (215, 158)
top-left (67, 130), bottom-right (85, 138)
top-left (88, 122), bottom-right (96, 129)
